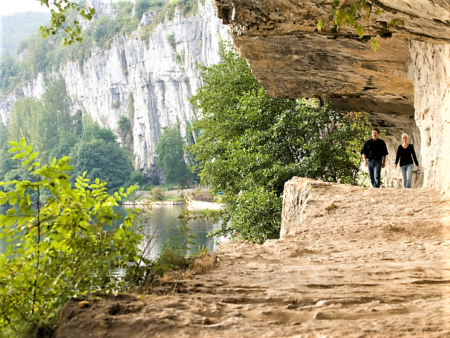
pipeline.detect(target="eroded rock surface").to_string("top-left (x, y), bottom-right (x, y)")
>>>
top-left (214, 0), bottom-right (450, 112)
top-left (56, 179), bottom-right (450, 337)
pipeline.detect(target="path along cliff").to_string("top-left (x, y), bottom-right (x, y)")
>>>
top-left (55, 178), bottom-right (450, 337)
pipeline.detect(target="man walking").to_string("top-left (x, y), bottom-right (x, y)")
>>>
top-left (361, 128), bottom-right (388, 188)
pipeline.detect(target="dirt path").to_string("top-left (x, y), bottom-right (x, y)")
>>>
top-left (56, 182), bottom-right (450, 337)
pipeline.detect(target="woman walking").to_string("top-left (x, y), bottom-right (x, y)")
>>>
top-left (394, 133), bottom-right (420, 189)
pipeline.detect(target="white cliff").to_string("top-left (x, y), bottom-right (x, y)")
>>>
top-left (0, 1), bottom-right (229, 179)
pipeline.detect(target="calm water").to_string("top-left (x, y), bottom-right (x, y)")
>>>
top-left (0, 205), bottom-right (226, 259)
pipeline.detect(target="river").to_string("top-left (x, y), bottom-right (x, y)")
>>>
top-left (0, 204), bottom-right (226, 259)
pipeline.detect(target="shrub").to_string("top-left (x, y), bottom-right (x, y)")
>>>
top-left (0, 138), bottom-right (141, 334)
top-left (130, 170), bottom-right (144, 185)
top-left (175, 49), bottom-right (185, 64)
top-left (166, 34), bottom-right (176, 46)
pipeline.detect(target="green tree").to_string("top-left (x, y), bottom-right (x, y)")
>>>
top-left (69, 120), bottom-right (133, 192)
top-left (0, 122), bottom-right (13, 184)
top-left (135, 0), bottom-right (152, 20)
top-left (188, 42), bottom-right (370, 243)
top-left (155, 126), bottom-right (190, 186)
top-left (184, 120), bottom-right (200, 183)
top-left (8, 75), bottom-right (74, 164)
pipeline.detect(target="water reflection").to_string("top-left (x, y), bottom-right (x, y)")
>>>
top-left (0, 205), bottom-right (226, 258)
top-left (132, 204), bottom-right (225, 259)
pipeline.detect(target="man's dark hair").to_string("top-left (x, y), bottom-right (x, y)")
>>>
top-left (372, 128), bottom-right (380, 134)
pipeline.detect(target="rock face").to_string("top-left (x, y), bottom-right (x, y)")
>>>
top-left (0, 1), bottom-right (229, 178)
top-left (215, 0), bottom-right (450, 193)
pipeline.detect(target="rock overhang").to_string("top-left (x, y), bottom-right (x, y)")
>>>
top-left (214, 0), bottom-right (450, 116)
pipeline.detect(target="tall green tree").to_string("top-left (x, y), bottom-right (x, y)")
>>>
top-left (155, 126), bottom-right (190, 186)
top-left (69, 119), bottom-right (133, 192)
top-left (8, 75), bottom-right (74, 164)
top-left (188, 42), bottom-right (370, 243)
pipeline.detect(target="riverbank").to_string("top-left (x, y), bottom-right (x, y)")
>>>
top-left (55, 180), bottom-right (450, 337)
top-left (123, 188), bottom-right (225, 209)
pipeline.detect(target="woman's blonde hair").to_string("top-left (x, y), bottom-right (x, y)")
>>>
top-left (401, 133), bottom-right (409, 140)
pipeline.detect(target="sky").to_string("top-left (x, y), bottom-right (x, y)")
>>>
top-left (0, 0), bottom-right (53, 16)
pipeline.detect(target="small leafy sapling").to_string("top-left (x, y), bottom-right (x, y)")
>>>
top-left (0, 138), bottom-right (141, 333)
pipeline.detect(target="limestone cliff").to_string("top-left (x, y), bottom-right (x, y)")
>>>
top-left (215, 0), bottom-right (450, 193)
top-left (0, 1), bottom-right (229, 178)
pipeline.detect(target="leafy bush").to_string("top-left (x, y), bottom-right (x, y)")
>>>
top-left (111, 101), bottom-right (121, 109)
top-left (175, 49), bottom-right (185, 64)
top-left (166, 33), bottom-right (176, 46)
top-left (188, 42), bottom-right (371, 243)
top-left (130, 170), bottom-right (144, 185)
top-left (0, 138), bottom-right (141, 335)
top-left (135, 0), bottom-right (152, 20)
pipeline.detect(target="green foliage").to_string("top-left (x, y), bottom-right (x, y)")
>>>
top-left (0, 138), bottom-right (141, 334)
top-left (111, 101), bottom-right (121, 109)
top-left (153, 246), bottom-right (189, 275)
top-left (188, 42), bottom-right (371, 243)
top-left (37, 0), bottom-right (95, 45)
top-left (0, 52), bottom-right (22, 93)
top-left (94, 2), bottom-right (139, 49)
top-left (118, 115), bottom-right (132, 131)
top-left (118, 114), bottom-right (134, 152)
top-left (130, 171), bottom-right (144, 185)
top-left (3, 77), bottom-right (134, 193)
top-left (69, 120), bottom-right (134, 192)
top-left (127, 93), bottom-right (135, 120)
top-left (175, 49), bottom-right (185, 64)
top-left (0, 12), bottom-right (50, 56)
top-left (135, 0), bottom-right (165, 20)
top-left (37, 0), bottom-right (96, 45)
top-left (167, 34), bottom-right (176, 46)
top-left (184, 120), bottom-right (200, 183)
top-left (318, 0), bottom-right (405, 51)
top-left (155, 126), bottom-right (191, 187)
top-left (8, 75), bottom-right (75, 164)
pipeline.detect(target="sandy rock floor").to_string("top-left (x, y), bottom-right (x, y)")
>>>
top-left (56, 185), bottom-right (450, 337)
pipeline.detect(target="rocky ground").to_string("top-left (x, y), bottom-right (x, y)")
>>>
top-left (55, 182), bottom-right (450, 337)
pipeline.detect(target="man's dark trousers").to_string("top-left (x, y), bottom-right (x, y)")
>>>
top-left (368, 160), bottom-right (382, 188)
